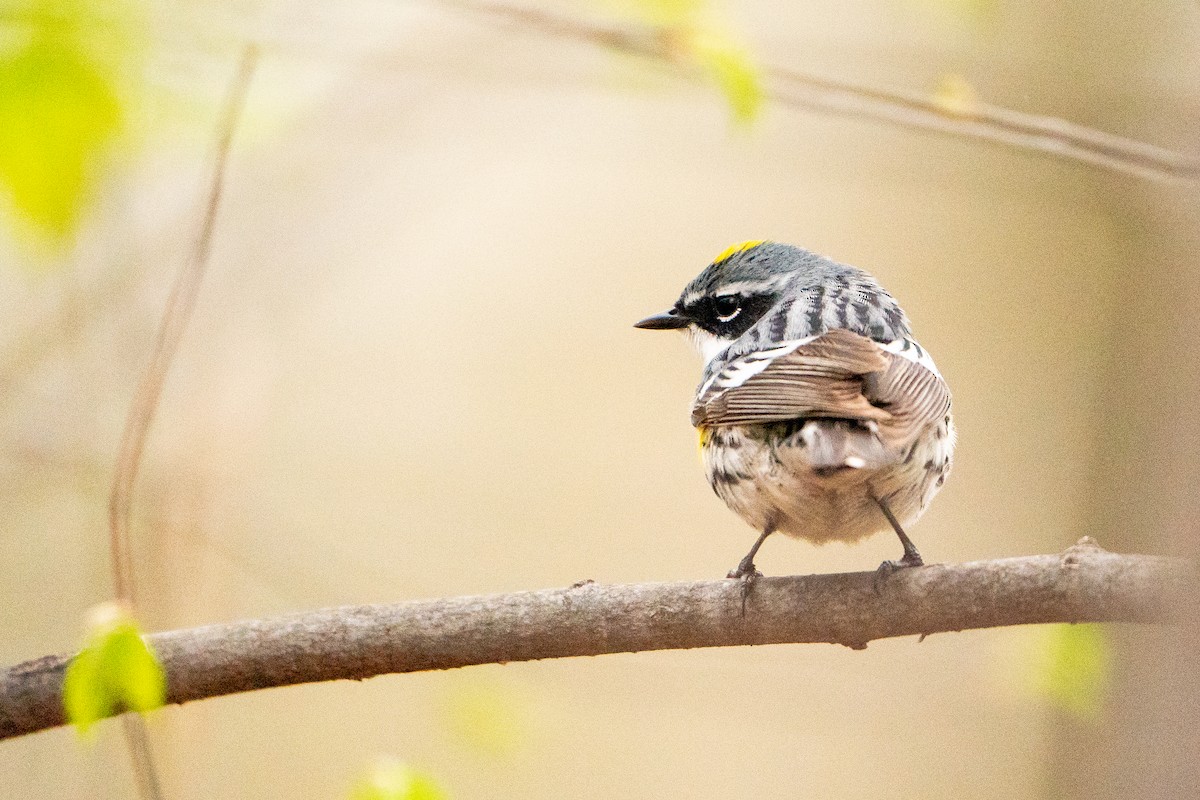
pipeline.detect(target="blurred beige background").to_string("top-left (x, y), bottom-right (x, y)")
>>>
top-left (2, 1), bottom-right (1199, 797)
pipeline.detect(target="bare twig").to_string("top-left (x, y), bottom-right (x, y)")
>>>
top-left (121, 715), bottom-right (165, 800)
top-left (107, 46), bottom-right (258, 607)
top-left (104, 45), bottom-right (257, 800)
top-left (439, 0), bottom-right (1200, 183)
top-left (1, 544), bottom-right (1190, 742)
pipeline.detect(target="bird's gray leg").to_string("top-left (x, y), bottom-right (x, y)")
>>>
top-left (873, 494), bottom-right (924, 574)
top-left (728, 526), bottom-right (775, 580)
top-left (728, 525), bottom-right (776, 616)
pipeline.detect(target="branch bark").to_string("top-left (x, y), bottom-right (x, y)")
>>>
top-left (0, 542), bottom-right (1190, 742)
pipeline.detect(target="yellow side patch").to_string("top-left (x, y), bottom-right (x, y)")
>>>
top-left (712, 240), bottom-right (766, 265)
top-left (697, 425), bottom-right (711, 459)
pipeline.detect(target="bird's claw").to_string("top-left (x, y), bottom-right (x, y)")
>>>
top-left (727, 560), bottom-right (763, 616)
top-left (873, 552), bottom-right (923, 594)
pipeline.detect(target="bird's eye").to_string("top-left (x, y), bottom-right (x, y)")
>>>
top-left (713, 295), bottom-right (741, 323)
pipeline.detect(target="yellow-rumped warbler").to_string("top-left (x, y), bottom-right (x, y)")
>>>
top-left (636, 241), bottom-right (954, 579)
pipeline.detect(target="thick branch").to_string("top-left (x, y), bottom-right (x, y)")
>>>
top-left (0, 544), bottom-right (1190, 742)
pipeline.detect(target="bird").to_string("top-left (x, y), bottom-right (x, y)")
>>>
top-left (635, 241), bottom-right (954, 580)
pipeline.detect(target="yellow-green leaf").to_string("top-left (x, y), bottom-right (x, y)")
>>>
top-left (1031, 623), bottom-right (1111, 719)
top-left (63, 603), bottom-right (166, 735)
top-left (62, 647), bottom-right (108, 732)
top-left (900, 0), bottom-right (999, 28)
top-left (605, 0), bottom-right (705, 27)
top-left (933, 73), bottom-right (979, 118)
top-left (0, 30), bottom-right (121, 242)
top-left (348, 760), bottom-right (447, 800)
top-left (442, 679), bottom-right (528, 756)
top-left (686, 28), bottom-right (763, 123)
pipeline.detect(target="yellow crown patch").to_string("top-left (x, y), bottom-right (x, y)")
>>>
top-left (712, 240), bottom-right (766, 265)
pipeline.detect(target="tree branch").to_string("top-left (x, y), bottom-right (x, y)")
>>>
top-left (1, 542), bottom-right (1190, 742)
top-left (439, 0), bottom-right (1200, 183)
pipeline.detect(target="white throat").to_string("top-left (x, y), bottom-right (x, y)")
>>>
top-left (688, 328), bottom-right (733, 366)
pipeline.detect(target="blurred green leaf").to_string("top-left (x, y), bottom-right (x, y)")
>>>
top-left (0, 4), bottom-right (127, 245)
top-left (686, 28), bottom-right (763, 123)
top-left (602, 0), bottom-right (762, 123)
top-left (348, 760), bottom-right (447, 800)
top-left (1032, 623), bottom-right (1111, 719)
top-left (607, 0), bottom-right (704, 26)
top-left (933, 73), bottom-right (979, 117)
top-left (901, 0), bottom-right (999, 26)
top-left (442, 679), bottom-right (528, 756)
top-left (63, 603), bottom-right (166, 735)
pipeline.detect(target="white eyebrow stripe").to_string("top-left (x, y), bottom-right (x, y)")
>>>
top-left (680, 276), bottom-right (792, 307)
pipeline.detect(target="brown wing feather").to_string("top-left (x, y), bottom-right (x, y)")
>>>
top-left (691, 329), bottom-right (951, 452)
top-left (862, 349), bottom-right (952, 450)
top-left (692, 329), bottom-right (889, 427)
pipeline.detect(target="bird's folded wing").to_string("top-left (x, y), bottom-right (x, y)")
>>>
top-left (691, 329), bottom-right (951, 450)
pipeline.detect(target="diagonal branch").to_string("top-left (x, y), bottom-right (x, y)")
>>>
top-left (0, 542), bottom-right (1191, 742)
top-left (439, 0), bottom-right (1200, 183)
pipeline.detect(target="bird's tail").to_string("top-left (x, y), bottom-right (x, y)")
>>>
top-left (801, 420), bottom-right (894, 476)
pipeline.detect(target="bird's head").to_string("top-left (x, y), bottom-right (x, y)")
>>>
top-left (635, 240), bottom-right (808, 364)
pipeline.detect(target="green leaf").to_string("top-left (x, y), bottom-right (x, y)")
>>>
top-left (348, 760), bottom-right (447, 800)
top-left (1032, 623), bottom-right (1111, 719)
top-left (903, 0), bottom-right (998, 26)
top-left (686, 28), bottom-right (764, 123)
top-left (63, 603), bottom-right (166, 735)
top-left (932, 73), bottom-right (979, 118)
top-left (607, 0), bottom-right (705, 27)
top-left (62, 647), bottom-right (108, 732)
top-left (442, 679), bottom-right (528, 756)
top-left (0, 19), bottom-right (122, 243)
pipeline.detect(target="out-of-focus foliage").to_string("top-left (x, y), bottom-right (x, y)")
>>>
top-left (347, 759), bottom-right (447, 800)
top-left (441, 679), bottom-right (529, 757)
top-left (1030, 623), bottom-right (1111, 719)
top-left (0, 0), bottom-right (140, 248)
top-left (62, 602), bottom-right (166, 735)
top-left (685, 28), bottom-right (762, 123)
top-left (606, 0), bottom-right (763, 122)
top-left (901, 0), bottom-right (998, 26)
top-left (608, 0), bottom-right (706, 27)
top-left (933, 74), bottom-right (979, 118)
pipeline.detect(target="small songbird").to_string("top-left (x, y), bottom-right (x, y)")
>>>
top-left (636, 241), bottom-right (955, 579)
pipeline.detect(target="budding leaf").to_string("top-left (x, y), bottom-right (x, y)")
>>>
top-left (348, 760), bottom-right (447, 800)
top-left (611, 0), bottom-right (704, 26)
top-left (0, 31), bottom-right (121, 243)
top-left (443, 679), bottom-right (528, 756)
top-left (933, 73), bottom-right (979, 118)
top-left (1033, 623), bottom-right (1111, 719)
top-left (62, 604), bottom-right (166, 735)
top-left (687, 28), bottom-right (763, 123)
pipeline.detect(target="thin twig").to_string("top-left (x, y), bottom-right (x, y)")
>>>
top-left (0, 543), bottom-right (1190, 742)
top-left (106, 46), bottom-right (258, 607)
top-left (439, 0), bottom-right (1199, 183)
top-left (765, 68), bottom-right (1199, 183)
top-left (121, 715), bottom-right (165, 800)
top-left (104, 45), bottom-right (258, 800)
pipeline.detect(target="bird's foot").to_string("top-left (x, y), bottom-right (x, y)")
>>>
top-left (727, 558), bottom-right (763, 616)
top-left (873, 552), bottom-right (923, 594)
top-left (727, 556), bottom-right (763, 582)
top-left (879, 551), bottom-right (924, 573)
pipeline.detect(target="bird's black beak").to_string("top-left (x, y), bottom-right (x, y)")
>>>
top-left (634, 309), bottom-right (690, 330)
